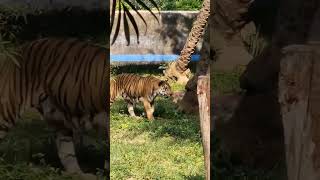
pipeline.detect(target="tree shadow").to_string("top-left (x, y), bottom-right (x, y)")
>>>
top-left (112, 98), bottom-right (201, 142)
top-left (159, 12), bottom-right (201, 54)
top-left (111, 63), bottom-right (198, 76)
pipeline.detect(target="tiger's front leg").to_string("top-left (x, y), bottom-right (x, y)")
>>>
top-left (142, 99), bottom-right (154, 120)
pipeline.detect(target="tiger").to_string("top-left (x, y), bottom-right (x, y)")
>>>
top-left (0, 38), bottom-right (109, 179)
top-left (110, 73), bottom-right (173, 120)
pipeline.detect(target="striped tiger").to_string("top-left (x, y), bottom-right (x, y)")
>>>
top-left (110, 73), bottom-right (172, 120)
top-left (0, 38), bottom-right (108, 179)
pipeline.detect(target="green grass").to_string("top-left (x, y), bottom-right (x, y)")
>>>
top-left (0, 111), bottom-right (107, 180)
top-left (171, 82), bottom-right (186, 92)
top-left (110, 79), bottom-right (205, 179)
top-left (212, 67), bottom-right (244, 95)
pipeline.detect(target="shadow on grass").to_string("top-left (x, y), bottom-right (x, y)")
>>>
top-left (0, 115), bottom-right (107, 175)
top-left (111, 63), bottom-right (198, 77)
top-left (111, 98), bottom-right (201, 142)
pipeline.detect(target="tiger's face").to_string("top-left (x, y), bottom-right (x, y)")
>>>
top-left (156, 80), bottom-right (173, 97)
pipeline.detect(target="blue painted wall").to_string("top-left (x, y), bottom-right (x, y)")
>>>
top-left (110, 54), bottom-right (200, 62)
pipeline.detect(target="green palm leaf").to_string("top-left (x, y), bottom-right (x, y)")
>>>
top-left (110, 0), bottom-right (160, 45)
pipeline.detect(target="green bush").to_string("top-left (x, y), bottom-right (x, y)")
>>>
top-left (0, 5), bottom-right (35, 65)
top-left (159, 0), bottom-right (203, 11)
top-left (121, 0), bottom-right (203, 11)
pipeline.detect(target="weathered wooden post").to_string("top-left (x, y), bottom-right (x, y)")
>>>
top-left (197, 75), bottom-right (210, 180)
top-left (279, 42), bottom-right (320, 180)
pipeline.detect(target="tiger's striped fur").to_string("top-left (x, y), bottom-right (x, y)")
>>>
top-left (0, 38), bottom-right (108, 177)
top-left (110, 73), bottom-right (172, 120)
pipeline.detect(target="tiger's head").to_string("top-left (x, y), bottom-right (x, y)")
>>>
top-left (156, 80), bottom-right (173, 97)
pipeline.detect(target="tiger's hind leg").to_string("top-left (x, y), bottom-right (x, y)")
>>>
top-left (127, 102), bottom-right (143, 119)
top-left (56, 130), bottom-right (82, 173)
top-left (123, 94), bottom-right (137, 117)
top-left (127, 102), bottom-right (137, 117)
top-left (55, 130), bottom-right (97, 180)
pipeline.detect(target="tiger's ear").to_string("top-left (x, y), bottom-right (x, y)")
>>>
top-left (159, 80), bottom-right (166, 86)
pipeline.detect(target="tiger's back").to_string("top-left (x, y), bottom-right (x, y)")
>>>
top-left (117, 74), bottom-right (161, 98)
top-left (20, 38), bottom-right (108, 115)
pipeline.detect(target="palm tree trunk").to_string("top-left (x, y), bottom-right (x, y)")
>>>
top-left (164, 0), bottom-right (210, 85)
top-left (177, 23), bottom-right (210, 114)
top-left (177, 0), bottom-right (253, 113)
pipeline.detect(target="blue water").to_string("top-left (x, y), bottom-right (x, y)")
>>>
top-left (110, 54), bottom-right (200, 62)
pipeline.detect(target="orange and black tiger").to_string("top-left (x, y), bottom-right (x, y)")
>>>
top-left (0, 38), bottom-right (108, 178)
top-left (110, 73), bottom-right (172, 120)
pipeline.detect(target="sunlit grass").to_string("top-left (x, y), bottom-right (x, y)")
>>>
top-left (110, 79), bottom-right (205, 179)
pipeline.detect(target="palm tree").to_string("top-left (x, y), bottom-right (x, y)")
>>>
top-left (110, 0), bottom-right (159, 45)
top-left (163, 0), bottom-right (210, 85)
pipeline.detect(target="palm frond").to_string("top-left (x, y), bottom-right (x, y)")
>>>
top-left (111, 0), bottom-right (122, 45)
top-left (110, 0), bottom-right (160, 45)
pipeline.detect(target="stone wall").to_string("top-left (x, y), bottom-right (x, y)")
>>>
top-left (110, 11), bottom-right (202, 55)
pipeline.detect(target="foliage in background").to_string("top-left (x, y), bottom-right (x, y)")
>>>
top-left (0, 5), bottom-right (37, 66)
top-left (158, 0), bottom-right (203, 11)
top-left (121, 0), bottom-right (203, 10)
